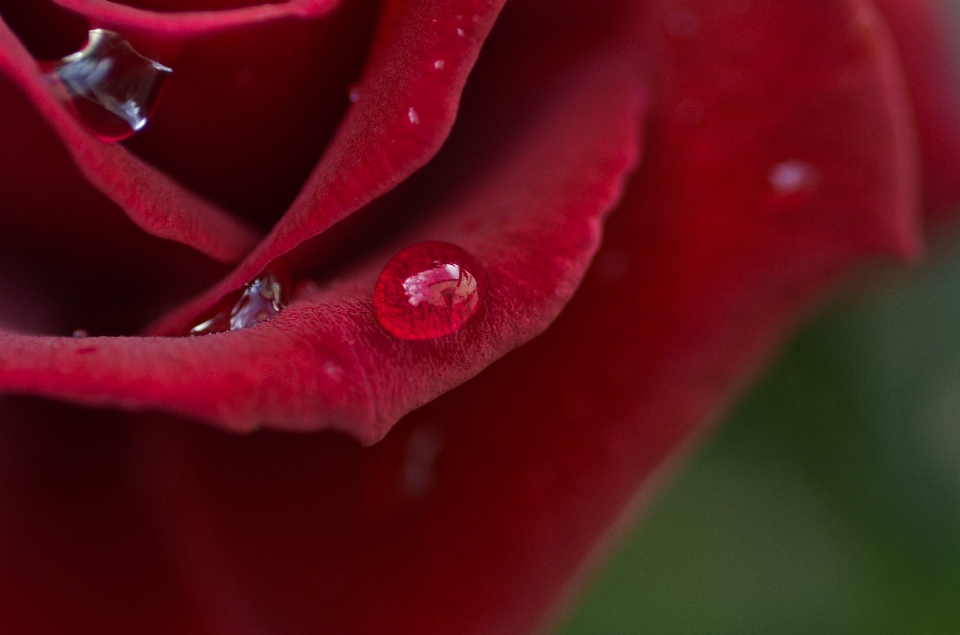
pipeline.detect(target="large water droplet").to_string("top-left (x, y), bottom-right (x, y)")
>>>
top-left (43, 29), bottom-right (172, 142)
top-left (188, 263), bottom-right (289, 336)
top-left (373, 242), bottom-right (484, 341)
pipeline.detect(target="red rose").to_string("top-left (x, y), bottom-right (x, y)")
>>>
top-left (0, 0), bottom-right (958, 632)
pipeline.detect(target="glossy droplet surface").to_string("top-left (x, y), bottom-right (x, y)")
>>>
top-left (188, 263), bottom-right (289, 336)
top-left (44, 29), bottom-right (172, 141)
top-left (373, 242), bottom-right (484, 341)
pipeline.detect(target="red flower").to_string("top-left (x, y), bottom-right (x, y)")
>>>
top-left (0, 0), bottom-right (958, 632)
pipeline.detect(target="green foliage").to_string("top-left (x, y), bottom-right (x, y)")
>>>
top-left (558, 251), bottom-right (960, 635)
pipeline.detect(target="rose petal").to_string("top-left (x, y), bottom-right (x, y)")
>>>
top-left (873, 0), bottom-right (960, 217)
top-left (0, 20), bottom-right (262, 263)
top-left (52, 0), bottom-right (341, 38)
top-left (0, 35), bottom-right (646, 441)
top-left (149, 0), bottom-right (510, 332)
top-left (126, 1), bottom-right (924, 633)
top-left (0, 0), bottom-right (928, 632)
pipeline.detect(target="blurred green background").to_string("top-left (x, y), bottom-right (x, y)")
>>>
top-left (556, 248), bottom-right (960, 635)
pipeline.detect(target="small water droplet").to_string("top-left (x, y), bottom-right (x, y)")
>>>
top-left (72, 328), bottom-right (89, 338)
top-left (323, 360), bottom-right (344, 381)
top-left (347, 84), bottom-right (360, 102)
top-left (43, 29), bottom-right (172, 142)
top-left (373, 242), bottom-right (484, 341)
top-left (666, 9), bottom-right (698, 38)
top-left (456, 28), bottom-right (466, 37)
top-left (433, 59), bottom-right (445, 70)
top-left (188, 262), bottom-right (289, 336)
top-left (407, 107), bottom-right (420, 125)
top-left (768, 159), bottom-right (819, 196)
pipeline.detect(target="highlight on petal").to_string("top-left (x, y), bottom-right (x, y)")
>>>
top-left (0, 19), bottom-right (262, 263)
top-left (52, 0), bottom-right (341, 38)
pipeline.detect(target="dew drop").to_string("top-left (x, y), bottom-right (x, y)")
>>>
top-left (373, 242), bottom-right (484, 341)
top-left (433, 59), bottom-right (445, 70)
top-left (188, 262), bottom-right (289, 336)
top-left (768, 159), bottom-right (819, 196)
top-left (72, 328), bottom-right (89, 338)
top-left (407, 107), bottom-right (420, 125)
top-left (42, 29), bottom-right (172, 142)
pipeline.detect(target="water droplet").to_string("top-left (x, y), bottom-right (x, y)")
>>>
top-left (323, 360), bottom-right (344, 381)
top-left (433, 59), bottom-right (445, 70)
top-left (456, 28), bottom-right (466, 37)
top-left (43, 29), bottom-right (172, 142)
top-left (768, 159), bottom-right (819, 196)
top-left (72, 328), bottom-right (89, 338)
top-left (188, 262), bottom-right (289, 336)
top-left (407, 107), bottom-right (420, 125)
top-left (373, 242), bottom-right (484, 341)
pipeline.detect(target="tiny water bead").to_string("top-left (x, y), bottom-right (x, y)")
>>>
top-left (188, 264), bottom-right (289, 336)
top-left (43, 29), bottom-right (172, 142)
top-left (768, 159), bottom-right (819, 196)
top-left (373, 242), bottom-right (484, 341)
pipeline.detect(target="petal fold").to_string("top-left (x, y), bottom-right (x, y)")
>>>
top-left (0, 43), bottom-right (646, 441)
top-left (52, 0), bottom-right (341, 38)
top-left (0, 19), bottom-right (262, 263)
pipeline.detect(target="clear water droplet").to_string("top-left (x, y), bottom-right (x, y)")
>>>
top-left (43, 29), bottom-right (172, 142)
top-left (433, 59), bottom-right (445, 70)
top-left (768, 159), bottom-right (819, 196)
top-left (373, 242), bottom-right (484, 340)
top-left (407, 107), bottom-right (420, 125)
top-left (188, 262), bottom-right (289, 336)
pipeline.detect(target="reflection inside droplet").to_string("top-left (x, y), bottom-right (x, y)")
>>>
top-left (43, 29), bottom-right (172, 142)
top-left (188, 263), bottom-right (288, 336)
top-left (373, 242), bottom-right (484, 340)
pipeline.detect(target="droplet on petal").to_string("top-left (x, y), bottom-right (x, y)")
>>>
top-left (768, 159), bottom-right (819, 196)
top-left (43, 29), bottom-right (172, 142)
top-left (188, 261), bottom-right (289, 336)
top-left (373, 242), bottom-right (484, 341)
top-left (72, 328), bottom-right (89, 338)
